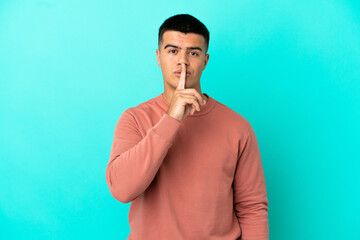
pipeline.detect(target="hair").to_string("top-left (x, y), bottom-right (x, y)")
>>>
top-left (158, 14), bottom-right (210, 53)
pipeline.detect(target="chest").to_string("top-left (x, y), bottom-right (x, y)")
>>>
top-left (161, 119), bottom-right (239, 186)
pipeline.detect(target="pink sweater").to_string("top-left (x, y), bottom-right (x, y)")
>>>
top-left (105, 93), bottom-right (269, 240)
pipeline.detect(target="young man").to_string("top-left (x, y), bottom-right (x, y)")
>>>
top-left (105, 14), bottom-right (269, 240)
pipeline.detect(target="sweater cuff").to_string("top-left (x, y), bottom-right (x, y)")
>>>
top-left (151, 113), bottom-right (182, 143)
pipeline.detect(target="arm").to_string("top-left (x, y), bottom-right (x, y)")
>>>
top-left (105, 109), bottom-right (181, 203)
top-left (233, 124), bottom-right (269, 240)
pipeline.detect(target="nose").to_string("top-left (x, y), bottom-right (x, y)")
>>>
top-left (177, 51), bottom-right (189, 66)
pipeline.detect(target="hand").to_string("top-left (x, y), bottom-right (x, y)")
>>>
top-left (166, 63), bottom-right (206, 122)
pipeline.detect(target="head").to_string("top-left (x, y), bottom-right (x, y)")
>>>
top-left (156, 14), bottom-right (210, 93)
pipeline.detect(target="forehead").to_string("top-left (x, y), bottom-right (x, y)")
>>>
top-left (162, 30), bottom-right (205, 47)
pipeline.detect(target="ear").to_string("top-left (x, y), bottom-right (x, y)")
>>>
top-left (203, 53), bottom-right (210, 70)
top-left (156, 49), bottom-right (161, 67)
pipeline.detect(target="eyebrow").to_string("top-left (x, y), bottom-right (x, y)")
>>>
top-left (164, 44), bottom-right (203, 52)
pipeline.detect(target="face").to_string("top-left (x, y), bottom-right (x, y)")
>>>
top-left (156, 30), bottom-right (209, 91)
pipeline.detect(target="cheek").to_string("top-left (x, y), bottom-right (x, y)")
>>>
top-left (195, 64), bottom-right (204, 74)
top-left (162, 62), bottom-right (173, 73)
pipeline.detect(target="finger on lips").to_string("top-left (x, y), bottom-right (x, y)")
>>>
top-left (176, 63), bottom-right (186, 90)
top-left (176, 64), bottom-right (204, 113)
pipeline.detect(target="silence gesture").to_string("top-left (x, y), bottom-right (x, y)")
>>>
top-left (166, 63), bottom-right (206, 122)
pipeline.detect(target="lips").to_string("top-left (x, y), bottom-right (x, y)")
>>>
top-left (174, 71), bottom-right (190, 75)
top-left (174, 72), bottom-right (190, 77)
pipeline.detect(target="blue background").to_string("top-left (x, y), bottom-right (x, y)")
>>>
top-left (1, 0), bottom-right (359, 239)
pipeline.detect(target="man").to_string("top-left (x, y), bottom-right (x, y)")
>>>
top-left (105, 14), bottom-right (269, 240)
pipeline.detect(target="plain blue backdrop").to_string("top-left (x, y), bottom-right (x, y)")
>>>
top-left (1, 0), bottom-right (359, 239)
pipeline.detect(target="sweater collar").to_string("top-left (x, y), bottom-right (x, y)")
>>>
top-left (155, 92), bottom-right (216, 117)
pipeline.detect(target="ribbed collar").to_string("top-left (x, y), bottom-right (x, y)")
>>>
top-left (155, 92), bottom-right (216, 117)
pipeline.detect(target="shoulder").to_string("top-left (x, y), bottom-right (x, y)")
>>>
top-left (213, 100), bottom-right (253, 132)
top-left (122, 96), bottom-right (158, 115)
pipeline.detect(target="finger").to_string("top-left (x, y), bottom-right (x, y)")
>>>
top-left (176, 63), bottom-right (186, 90)
top-left (189, 105), bottom-right (195, 115)
top-left (183, 96), bottom-right (201, 111)
top-left (180, 89), bottom-right (204, 106)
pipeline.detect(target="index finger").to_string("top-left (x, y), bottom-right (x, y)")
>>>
top-left (176, 63), bottom-right (186, 90)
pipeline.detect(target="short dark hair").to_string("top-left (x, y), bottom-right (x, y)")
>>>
top-left (158, 14), bottom-right (210, 53)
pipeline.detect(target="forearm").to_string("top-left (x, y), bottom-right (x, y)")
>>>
top-left (106, 113), bottom-right (181, 203)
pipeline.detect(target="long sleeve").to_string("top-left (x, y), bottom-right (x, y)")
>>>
top-left (105, 109), bottom-right (181, 203)
top-left (233, 124), bottom-right (269, 240)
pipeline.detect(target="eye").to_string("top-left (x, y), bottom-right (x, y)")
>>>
top-left (190, 51), bottom-right (198, 56)
top-left (169, 49), bottom-right (177, 54)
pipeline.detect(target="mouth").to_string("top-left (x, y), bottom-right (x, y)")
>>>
top-left (174, 71), bottom-right (191, 77)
